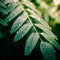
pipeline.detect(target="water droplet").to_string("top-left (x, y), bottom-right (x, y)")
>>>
top-left (41, 32), bottom-right (44, 35)
top-left (18, 24), bottom-right (20, 26)
top-left (41, 42), bottom-right (43, 44)
top-left (17, 32), bottom-right (18, 33)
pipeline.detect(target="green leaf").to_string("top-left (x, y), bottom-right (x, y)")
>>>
top-left (24, 33), bottom-right (39, 56)
top-left (41, 33), bottom-right (60, 50)
top-left (22, 1), bottom-right (36, 10)
top-left (35, 24), bottom-right (57, 40)
top-left (0, 7), bottom-right (8, 15)
top-left (40, 41), bottom-right (56, 60)
top-left (6, 2), bottom-right (18, 13)
top-left (10, 13), bottom-right (27, 34)
top-left (26, 8), bottom-right (51, 30)
top-left (22, 0), bottom-right (41, 16)
top-left (0, 18), bottom-right (7, 26)
top-left (1, 0), bottom-right (13, 6)
top-left (14, 23), bottom-right (32, 42)
top-left (5, 5), bottom-right (23, 22)
top-left (0, 2), bottom-right (6, 8)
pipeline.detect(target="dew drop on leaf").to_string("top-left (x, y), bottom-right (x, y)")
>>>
top-left (17, 32), bottom-right (18, 33)
top-left (41, 42), bottom-right (44, 44)
top-left (18, 24), bottom-right (20, 27)
top-left (41, 32), bottom-right (44, 35)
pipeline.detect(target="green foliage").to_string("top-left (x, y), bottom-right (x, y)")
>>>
top-left (40, 41), bottom-right (56, 60)
top-left (14, 23), bottom-right (32, 42)
top-left (25, 33), bottom-right (39, 56)
top-left (0, 0), bottom-right (60, 60)
top-left (0, 18), bottom-right (7, 26)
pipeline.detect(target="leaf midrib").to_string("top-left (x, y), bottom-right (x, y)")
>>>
top-left (18, 1), bottom-right (41, 40)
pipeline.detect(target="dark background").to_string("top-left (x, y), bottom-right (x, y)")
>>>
top-left (0, 23), bottom-right (60, 60)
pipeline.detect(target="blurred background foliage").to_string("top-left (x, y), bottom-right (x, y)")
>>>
top-left (30, 0), bottom-right (60, 40)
